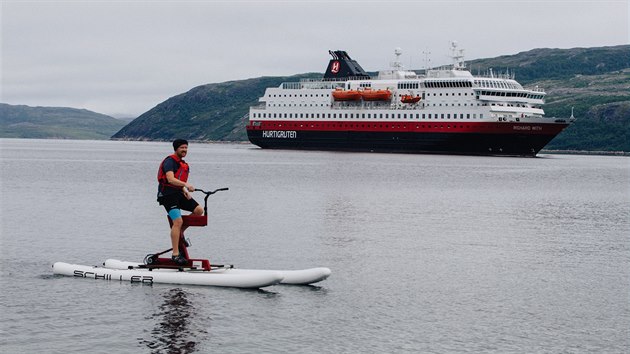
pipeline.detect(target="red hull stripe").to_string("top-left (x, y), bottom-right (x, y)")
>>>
top-left (247, 120), bottom-right (567, 135)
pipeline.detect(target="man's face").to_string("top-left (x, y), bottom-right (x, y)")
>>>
top-left (176, 144), bottom-right (188, 158)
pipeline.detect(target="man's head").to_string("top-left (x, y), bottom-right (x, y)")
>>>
top-left (172, 139), bottom-right (188, 158)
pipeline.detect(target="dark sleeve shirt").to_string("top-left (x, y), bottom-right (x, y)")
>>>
top-left (162, 157), bottom-right (178, 174)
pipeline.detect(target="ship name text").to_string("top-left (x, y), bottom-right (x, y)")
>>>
top-left (513, 125), bottom-right (543, 131)
top-left (262, 130), bottom-right (297, 139)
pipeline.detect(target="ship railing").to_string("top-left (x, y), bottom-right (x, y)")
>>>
top-left (281, 81), bottom-right (345, 90)
top-left (330, 104), bottom-right (425, 111)
top-left (299, 77), bottom-right (326, 83)
top-left (319, 76), bottom-right (375, 82)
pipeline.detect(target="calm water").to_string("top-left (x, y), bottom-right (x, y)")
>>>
top-left (1, 139), bottom-right (629, 353)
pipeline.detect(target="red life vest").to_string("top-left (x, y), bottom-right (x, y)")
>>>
top-left (157, 154), bottom-right (189, 190)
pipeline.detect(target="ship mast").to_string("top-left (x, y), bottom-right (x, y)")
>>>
top-left (450, 41), bottom-right (466, 70)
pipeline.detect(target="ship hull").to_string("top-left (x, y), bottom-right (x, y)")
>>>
top-left (247, 123), bottom-right (569, 157)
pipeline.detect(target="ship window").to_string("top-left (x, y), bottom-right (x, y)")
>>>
top-left (380, 114), bottom-right (383, 118)
top-left (422, 114), bottom-right (426, 119)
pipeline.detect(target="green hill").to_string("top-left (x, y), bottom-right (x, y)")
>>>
top-left (111, 74), bottom-right (321, 141)
top-left (112, 45), bottom-right (629, 152)
top-left (0, 104), bottom-right (127, 139)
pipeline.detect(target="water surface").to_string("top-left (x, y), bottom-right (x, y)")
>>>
top-left (1, 139), bottom-right (628, 353)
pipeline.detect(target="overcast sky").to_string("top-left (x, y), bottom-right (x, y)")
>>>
top-left (1, 0), bottom-right (628, 118)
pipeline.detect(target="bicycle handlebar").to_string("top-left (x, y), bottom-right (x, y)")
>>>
top-left (195, 187), bottom-right (229, 195)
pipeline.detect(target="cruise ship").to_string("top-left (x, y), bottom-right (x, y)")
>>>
top-left (246, 43), bottom-right (574, 156)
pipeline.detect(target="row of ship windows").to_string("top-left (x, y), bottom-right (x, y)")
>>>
top-left (424, 81), bottom-right (473, 88)
top-left (267, 92), bottom-right (473, 98)
top-left (252, 112), bottom-right (485, 119)
top-left (479, 91), bottom-right (543, 99)
top-left (358, 80), bottom-right (506, 89)
top-left (268, 102), bottom-right (482, 108)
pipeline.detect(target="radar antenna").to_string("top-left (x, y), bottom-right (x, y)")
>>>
top-left (422, 49), bottom-right (431, 71)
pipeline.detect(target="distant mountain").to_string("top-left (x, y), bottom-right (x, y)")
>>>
top-left (116, 117), bottom-right (136, 125)
top-left (466, 45), bottom-right (630, 84)
top-left (0, 104), bottom-right (127, 139)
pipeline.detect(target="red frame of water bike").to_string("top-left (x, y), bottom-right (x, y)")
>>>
top-left (146, 188), bottom-right (227, 271)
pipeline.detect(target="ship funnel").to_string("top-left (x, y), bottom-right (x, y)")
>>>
top-left (324, 50), bottom-right (370, 80)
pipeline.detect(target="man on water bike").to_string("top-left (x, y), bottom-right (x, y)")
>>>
top-left (157, 139), bottom-right (203, 265)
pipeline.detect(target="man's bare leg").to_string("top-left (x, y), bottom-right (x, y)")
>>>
top-left (171, 217), bottom-right (183, 256)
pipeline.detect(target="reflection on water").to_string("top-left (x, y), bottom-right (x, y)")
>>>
top-left (140, 288), bottom-right (207, 354)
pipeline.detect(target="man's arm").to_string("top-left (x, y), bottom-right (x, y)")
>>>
top-left (165, 171), bottom-right (195, 191)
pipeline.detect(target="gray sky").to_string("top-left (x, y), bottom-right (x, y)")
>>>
top-left (1, 0), bottom-right (628, 118)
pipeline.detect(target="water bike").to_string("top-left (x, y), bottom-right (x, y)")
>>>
top-left (53, 188), bottom-right (331, 289)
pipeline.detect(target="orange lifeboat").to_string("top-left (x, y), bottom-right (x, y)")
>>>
top-left (332, 88), bottom-right (362, 101)
top-left (401, 94), bottom-right (421, 104)
top-left (360, 88), bottom-right (392, 101)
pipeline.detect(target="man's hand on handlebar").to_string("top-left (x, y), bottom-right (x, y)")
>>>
top-left (183, 184), bottom-right (195, 199)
